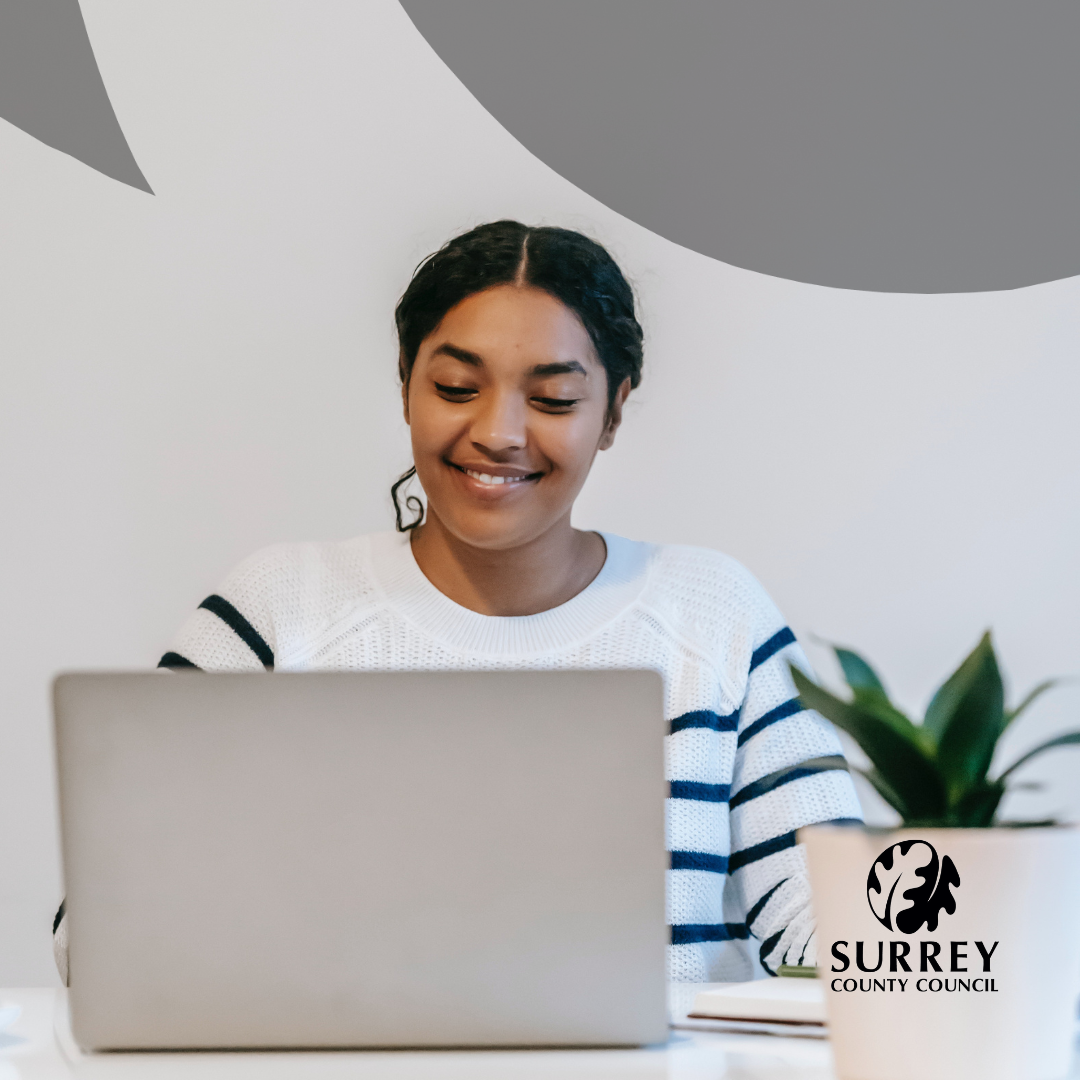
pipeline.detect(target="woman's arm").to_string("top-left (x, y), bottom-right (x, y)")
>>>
top-left (728, 625), bottom-right (863, 973)
top-left (155, 547), bottom-right (285, 672)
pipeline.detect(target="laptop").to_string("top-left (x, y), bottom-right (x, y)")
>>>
top-left (53, 669), bottom-right (669, 1050)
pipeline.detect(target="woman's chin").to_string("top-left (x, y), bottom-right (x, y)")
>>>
top-left (426, 507), bottom-right (560, 554)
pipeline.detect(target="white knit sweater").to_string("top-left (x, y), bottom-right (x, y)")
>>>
top-left (55, 531), bottom-right (861, 984)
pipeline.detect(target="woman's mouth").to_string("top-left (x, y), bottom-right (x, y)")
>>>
top-left (449, 462), bottom-right (542, 487)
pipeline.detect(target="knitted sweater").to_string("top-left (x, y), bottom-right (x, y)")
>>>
top-left (55, 531), bottom-right (861, 984)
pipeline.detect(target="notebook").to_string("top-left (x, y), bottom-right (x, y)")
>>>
top-left (673, 978), bottom-right (827, 1038)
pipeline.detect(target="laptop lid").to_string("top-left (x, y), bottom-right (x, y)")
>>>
top-left (54, 669), bottom-right (668, 1050)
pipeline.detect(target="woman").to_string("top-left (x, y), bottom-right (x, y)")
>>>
top-left (56, 221), bottom-right (860, 984)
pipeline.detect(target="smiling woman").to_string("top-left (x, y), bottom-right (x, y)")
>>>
top-left (395, 224), bottom-right (639, 616)
top-left (407, 287), bottom-right (616, 613)
top-left (54, 221), bottom-right (861, 986)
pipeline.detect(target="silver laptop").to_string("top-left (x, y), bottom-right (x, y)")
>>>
top-left (53, 669), bottom-right (668, 1050)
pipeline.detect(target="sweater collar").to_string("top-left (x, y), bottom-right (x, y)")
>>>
top-left (367, 530), bottom-right (651, 656)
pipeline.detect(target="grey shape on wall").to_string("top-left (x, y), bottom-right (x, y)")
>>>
top-left (0, 0), bottom-right (152, 193)
top-left (401, 1), bottom-right (1080, 293)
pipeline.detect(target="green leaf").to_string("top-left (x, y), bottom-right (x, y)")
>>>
top-left (853, 693), bottom-right (936, 756)
top-left (834, 647), bottom-right (886, 695)
top-left (1004, 679), bottom-right (1060, 728)
top-left (790, 665), bottom-right (948, 823)
top-left (856, 767), bottom-right (910, 820)
top-left (923, 631), bottom-right (992, 738)
top-left (951, 783), bottom-right (1005, 827)
top-left (996, 731), bottom-right (1080, 783)
top-left (925, 633), bottom-right (1005, 798)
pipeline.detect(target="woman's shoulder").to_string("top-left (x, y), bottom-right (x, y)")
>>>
top-left (615, 536), bottom-right (777, 612)
top-left (178, 533), bottom-right (389, 668)
top-left (646, 538), bottom-right (762, 586)
top-left (218, 533), bottom-right (381, 606)
top-left (611, 535), bottom-right (787, 670)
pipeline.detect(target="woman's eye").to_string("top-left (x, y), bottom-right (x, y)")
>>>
top-left (434, 383), bottom-right (477, 399)
top-left (533, 396), bottom-right (580, 411)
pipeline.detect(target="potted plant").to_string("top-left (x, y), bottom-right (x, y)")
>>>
top-left (792, 633), bottom-right (1080, 1080)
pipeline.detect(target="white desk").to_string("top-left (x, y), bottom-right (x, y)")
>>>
top-left (0, 987), bottom-right (838, 1079)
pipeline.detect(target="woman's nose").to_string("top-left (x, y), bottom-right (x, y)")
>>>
top-left (470, 391), bottom-right (527, 454)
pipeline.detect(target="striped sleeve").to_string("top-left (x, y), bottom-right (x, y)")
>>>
top-left (159, 546), bottom-right (290, 672)
top-left (729, 622), bottom-right (863, 973)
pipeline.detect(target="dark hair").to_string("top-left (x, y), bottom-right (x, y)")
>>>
top-left (391, 220), bottom-right (644, 530)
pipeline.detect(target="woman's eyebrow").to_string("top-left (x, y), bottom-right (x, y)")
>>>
top-left (530, 361), bottom-right (588, 377)
top-left (432, 343), bottom-right (483, 366)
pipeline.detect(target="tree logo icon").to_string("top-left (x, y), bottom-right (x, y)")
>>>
top-left (867, 840), bottom-right (960, 934)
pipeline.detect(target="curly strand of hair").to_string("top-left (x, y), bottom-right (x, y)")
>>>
top-left (391, 466), bottom-right (424, 532)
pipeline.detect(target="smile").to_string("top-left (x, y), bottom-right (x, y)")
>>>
top-left (465, 470), bottom-right (528, 486)
top-left (449, 462), bottom-right (541, 487)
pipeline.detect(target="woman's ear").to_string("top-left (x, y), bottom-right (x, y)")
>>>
top-left (598, 377), bottom-right (633, 451)
top-left (401, 379), bottom-right (411, 425)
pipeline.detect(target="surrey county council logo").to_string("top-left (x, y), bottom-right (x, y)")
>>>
top-left (867, 840), bottom-right (960, 934)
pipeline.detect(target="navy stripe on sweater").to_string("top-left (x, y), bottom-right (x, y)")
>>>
top-left (750, 627), bottom-right (796, 672)
top-left (729, 818), bottom-right (862, 872)
top-left (730, 830), bottom-right (798, 872)
top-left (671, 922), bottom-right (750, 945)
top-left (744, 878), bottom-right (787, 931)
top-left (669, 781), bottom-right (730, 803)
top-left (198, 594), bottom-right (274, 669)
top-left (729, 755), bottom-right (848, 810)
top-left (158, 651), bottom-right (199, 670)
top-left (737, 697), bottom-right (804, 748)
top-left (759, 928), bottom-right (786, 973)
top-left (669, 709), bottom-right (739, 735)
top-left (670, 850), bottom-right (728, 874)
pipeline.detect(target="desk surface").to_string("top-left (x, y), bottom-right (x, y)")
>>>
top-left (0, 986), bottom-right (839, 1079)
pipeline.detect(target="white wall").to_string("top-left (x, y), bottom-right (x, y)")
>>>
top-left (1, 0), bottom-right (1077, 984)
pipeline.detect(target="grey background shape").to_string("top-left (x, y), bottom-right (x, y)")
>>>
top-left (0, 0), bottom-right (151, 193)
top-left (401, 1), bottom-right (1080, 293)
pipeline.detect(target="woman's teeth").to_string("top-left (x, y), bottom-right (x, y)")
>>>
top-left (464, 469), bottom-right (528, 486)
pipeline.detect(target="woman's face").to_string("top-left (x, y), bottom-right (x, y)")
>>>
top-left (405, 284), bottom-right (628, 550)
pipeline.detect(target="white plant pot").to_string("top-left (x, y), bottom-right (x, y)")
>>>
top-left (800, 825), bottom-right (1080, 1080)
